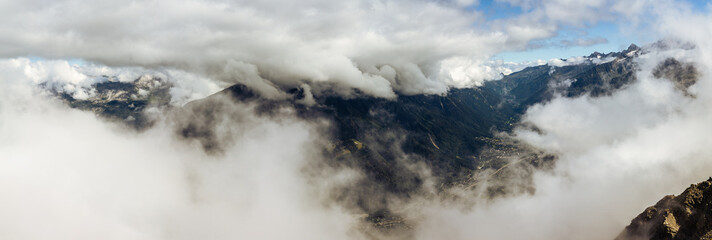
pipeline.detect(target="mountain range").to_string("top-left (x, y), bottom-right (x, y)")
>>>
top-left (48, 43), bottom-right (705, 238)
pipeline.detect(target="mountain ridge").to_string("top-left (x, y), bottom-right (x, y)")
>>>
top-left (45, 43), bottom-right (706, 234)
top-left (617, 177), bottom-right (712, 240)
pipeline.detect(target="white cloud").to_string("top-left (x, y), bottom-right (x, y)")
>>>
top-left (558, 36), bottom-right (608, 47)
top-left (407, 5), bottom-right (712, 240)
top-left (1, 1), bottom-right (711, 240)
top-left (0, 0), bottom-right (638, 98)
top-left (0, 65), bottom-right (362, 240)
top-left (0, 58), bottom-right (223, 105)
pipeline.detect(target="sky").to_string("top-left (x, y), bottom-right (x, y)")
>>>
top-left (495, 22), bottom-right (636, 62)
top-left (478, 0), bottom-right (710, 62)
top-left (19, 5), bottom-right (657, 65)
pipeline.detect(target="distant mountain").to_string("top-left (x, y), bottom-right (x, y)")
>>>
top-left (48, 43), bottom-right (701, 223)
top-left (171, 44), bottom-right (647, 212)
top-left (49, 45), bottom-right (646, 190)
top-left (49, 75), bottom-right (172, 129)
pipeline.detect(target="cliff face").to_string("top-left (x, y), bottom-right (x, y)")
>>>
top-left (617, 178), bottom-right (712, 240)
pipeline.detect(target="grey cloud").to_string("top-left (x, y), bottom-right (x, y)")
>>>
top-left (0, 0), bottom-right (495, 98)
top-left (558, 36), bottom-right (609, 47)
top-left (0, 58), bottom-right (224, 106)
top-left (2, 1), bottom-right (712, 240)
top-left (402, 6), bottom-right (712, 240)
top-left (0, 0), bottom-right (634, 98)
top-left (0, 64), bottom-right (365, 240)
top-left (498, 0), bottom-right (630, 25)
top-left (398, 44), bottom-right (710, 240)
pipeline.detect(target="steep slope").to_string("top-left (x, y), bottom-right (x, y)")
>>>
top-left (484, 44), bottom-right (640, 113)
top-left (171, 45), bottom-right (643, 199)
top-left (617, 178), bottom-right (712, 240)
top-left (47, 43), bottom-right (688, 230)
top-left (47, 45), bottom-right (644, 194)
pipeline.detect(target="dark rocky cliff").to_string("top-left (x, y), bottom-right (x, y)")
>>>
top-left (617, 178), bottom-right (712, 240)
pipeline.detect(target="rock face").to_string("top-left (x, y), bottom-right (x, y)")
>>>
top-left (653, 58), bottom-right (699, 97)
top-left (617, 178), bottom-right (712, 240)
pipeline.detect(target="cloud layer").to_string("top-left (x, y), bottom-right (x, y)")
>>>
top-left (407, 3), bottom-right (712, 240)
top-left (0, 0), bottom-right (657, 98)
top-left (1, 1), bottom-right (711, 240)
top-left (0, 65), bottom-right (364, 239)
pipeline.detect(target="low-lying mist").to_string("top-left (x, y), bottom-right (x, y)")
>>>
top-left (407, 10), bottom-right (712, 240)
top-left (4, 39), bottom-right (711, 240)
top-left (0, 71), bottom-right (363, 239)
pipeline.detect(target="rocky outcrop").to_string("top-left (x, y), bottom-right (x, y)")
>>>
top-left (652, 58), bottom-right (699, 97)
top-left (617, 178), bottom-right (712, 240)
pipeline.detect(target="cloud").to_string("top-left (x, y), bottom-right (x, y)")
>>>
top-left (558, 36), bottom-right (609, 47)
top-left (0, 0), bottom-right (643, 98)
top-left (403, 4), bottom-right (712, 240)
top-left (0, 0), bottom-right (486, 97)
top-left (0, 62), bottom-right (368, 239)
top-left (546, 55), bottom-right (616, 67)
top-left (499, 0), bottom-right (641, 26)
top-left (0, 57), bottom-right (224, 105)
top-left (2, 1), bottom-right (711, 240)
